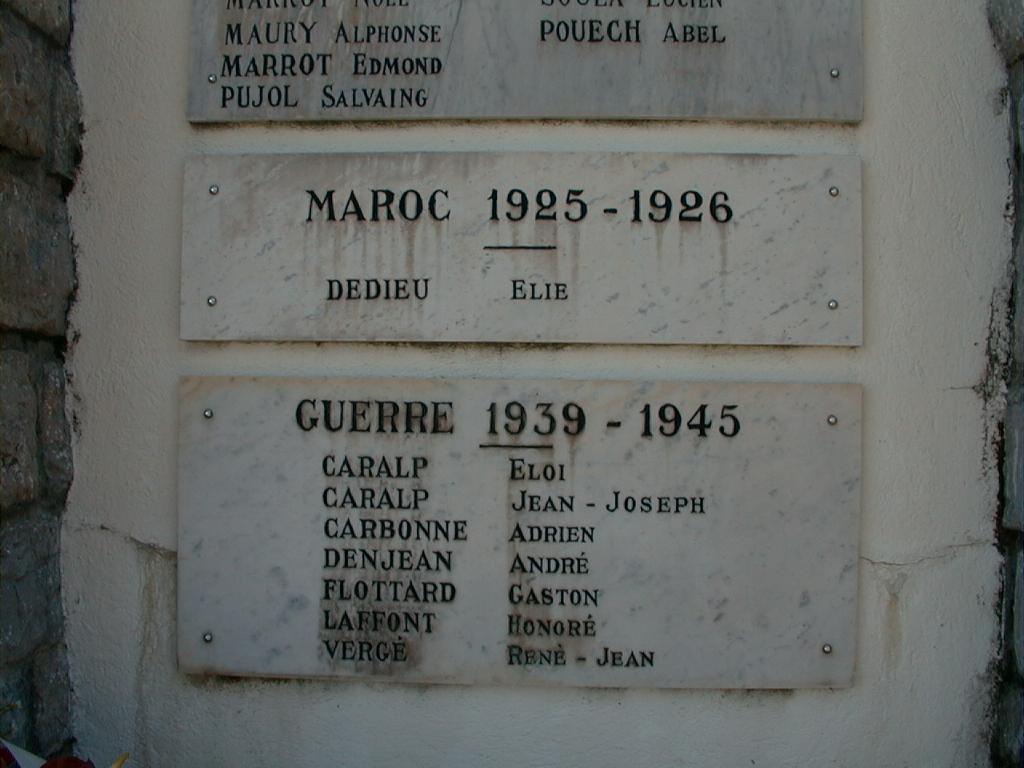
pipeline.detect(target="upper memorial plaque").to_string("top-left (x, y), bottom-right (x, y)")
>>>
top-left (187, 0), bottom-right (863, 123)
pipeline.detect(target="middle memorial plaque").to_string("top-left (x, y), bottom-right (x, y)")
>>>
top-left (181, 152), bottom-right (862, 346)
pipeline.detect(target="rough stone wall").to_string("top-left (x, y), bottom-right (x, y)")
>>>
top-left (0, 0), bottom-right (79, 757)
top-left (991, 0), bottom-right (1024, 764)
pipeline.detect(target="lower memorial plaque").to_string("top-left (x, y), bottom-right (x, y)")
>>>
top-left (178, 377), bottom-right (862, 688)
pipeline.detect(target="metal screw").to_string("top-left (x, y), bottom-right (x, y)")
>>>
top-left (207, 296), bottom-right (218, 307)
top-left (827, 300), bottom-right (839, 311)
top-left (203, 632), bottom-right (214, 643)
top-left (829, 186), bottom-right (840, 198)
top-left (208, 74), bottom-right (217, 84)
top-left (203, 408), bottom-right (214, 420)
top-left (209, 184), bottom-right (219, 195)
top-left (822, 643), bottom-right (833, 655)
top-left (830, 68), bottom-right (840, 79)
top-left (827, 415), bottom-right (838, 426)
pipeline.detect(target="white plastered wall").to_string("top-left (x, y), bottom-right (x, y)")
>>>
top-left (65, 0), bottom-right (1012, 765)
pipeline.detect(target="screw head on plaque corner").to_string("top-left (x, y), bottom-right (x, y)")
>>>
top-left (207, 296), bottom-right (218, 307)
top-left (829, 186), bottom-right (840, 198)
top-left (827, 415), bottom-right (839, 426)
top-left (827, 299), bottom-right (839, 311)
top-left (207, 74), bottom-right (217, 84)
top-left (208, 184), bottom-right (219, 196)
top-left (203, 408), bottom-right (214, 420)
top-left (830, 68), bottom-right (840, 79)
top-left (822, 643), bottom-right (834, 655)
top-left (202, 632), bottom-right (214, 643)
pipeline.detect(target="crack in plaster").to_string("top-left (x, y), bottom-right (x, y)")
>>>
top-left (66, 522), bottom-right (176, 559)
top-left (860, 540), bottom-right (993, 569)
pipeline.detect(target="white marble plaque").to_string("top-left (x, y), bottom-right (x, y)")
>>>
top-left (187, 0), bottom-right (862, 123)
top-left (181, 152), bottom-right (862, 346)
top-left (178, 376), bottom-right (861, 688)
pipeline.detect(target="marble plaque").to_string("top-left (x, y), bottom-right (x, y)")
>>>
top-left (187, 0), bottom-right (862, 123)
top-left (181, 152), bottom-right (862, 346)
top-left (178, 376), bottom-right (862, 688)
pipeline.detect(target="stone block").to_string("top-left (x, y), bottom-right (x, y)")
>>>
top-left (1007, 394), bottom-right (1023, 532)
top-left (0, 165), bottom-right (75, 336)
top-left (1016, 63), bottom-right (1024, 171)
top-left (994, 682), bottom-right (1024, 764)
top-left (1006, 64), bottom-right (1024, 534)
top-left (1015, 549), bottom-right (1023, 675)
top-left (990, 0), bottom-right (1024, 65)
top-left (0, 10), bottom-right (51, 159)
top-left (0, 511), bottom-right (58, 589)
top-left (0, 512), bottom-right (61, 663)
top-left (31, 645), bottom-right (70, 757)
top-left (38, 359), bottom-right (70, 501)
top-left (1007, 63), bottom-right (1024, 534)
top-left (0, 662), bottom-right (31, 749)
top-left (3, 0), bottom-right (70, 46)
top-left (46, 56), bottom-right (78, 180)
top-left (0, 349), bottom-right (38, 508)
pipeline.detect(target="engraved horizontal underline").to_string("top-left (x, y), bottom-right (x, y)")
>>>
top-left (478, 443), bottom-right (555, 451)
top-left (482, 245), bottom-right (557, 251)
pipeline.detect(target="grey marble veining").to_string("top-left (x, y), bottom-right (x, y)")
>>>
top-left (180, 152), bottom-right (862, 346)
top-left (188, 0), bottom-right (862, 122)
top-left (178, 376), bottom-right (862, 688)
